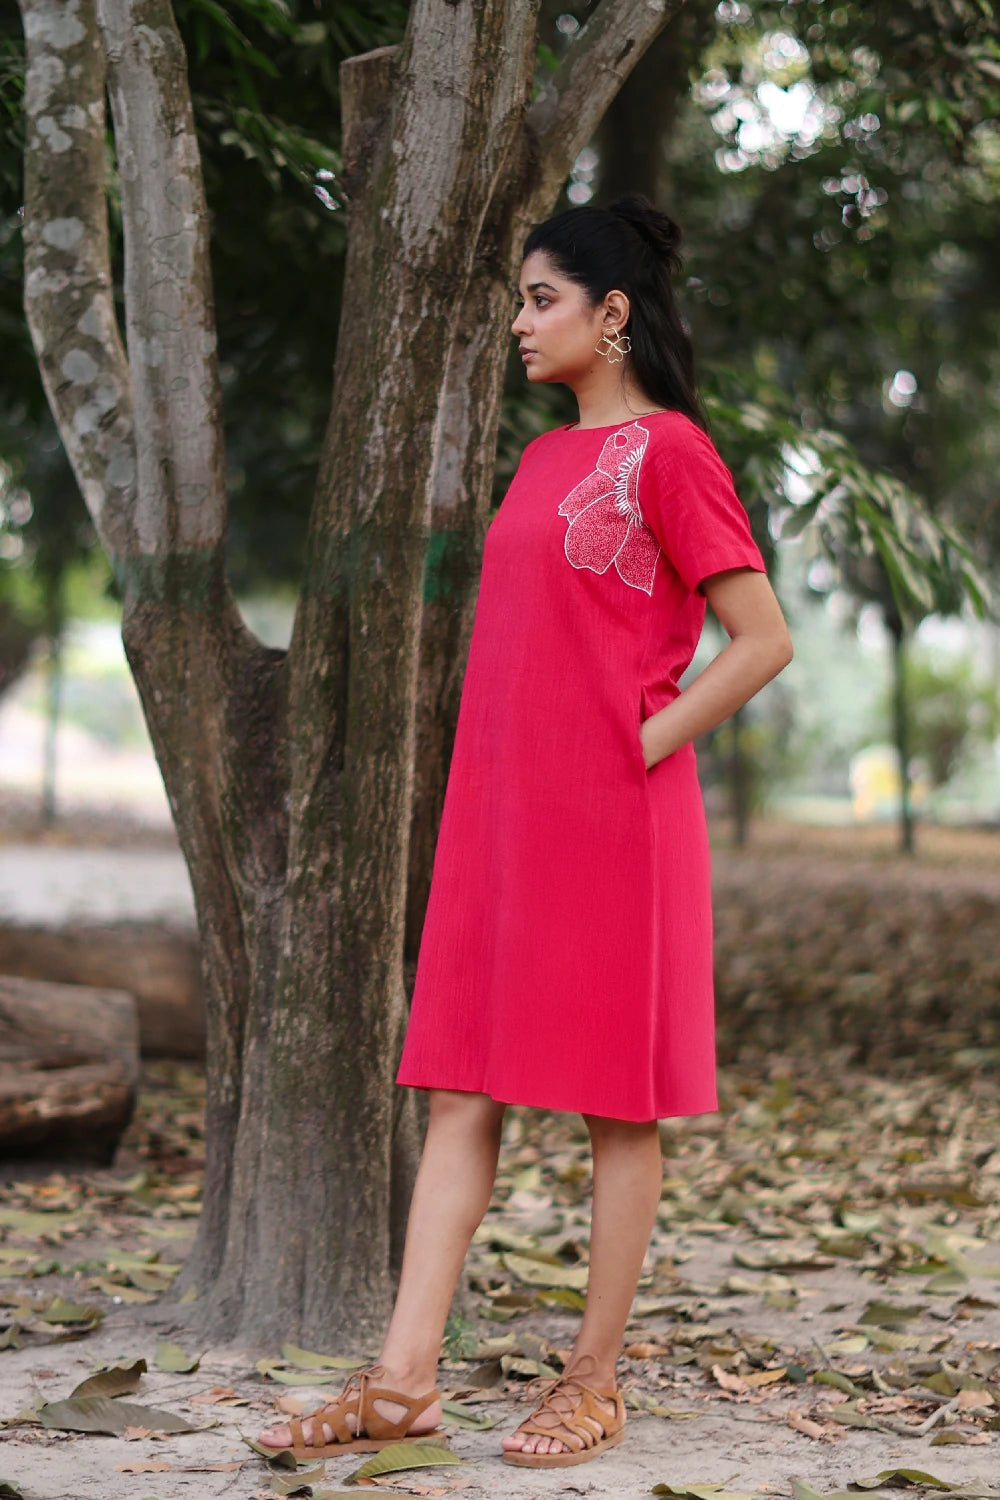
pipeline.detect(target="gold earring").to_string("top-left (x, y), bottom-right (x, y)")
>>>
top-left (595, 328), bottom-right (632, 364)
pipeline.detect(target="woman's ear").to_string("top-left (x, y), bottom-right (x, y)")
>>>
top-left (602, 289), bottom-right (631, 332)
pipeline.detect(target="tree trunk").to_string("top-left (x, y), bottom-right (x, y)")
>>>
top-left (887, 611), bottom-right (916, 856)
top-left (19, 0), bottom-right (686, 1350)
top-left (41, 625), bottom-right (62, 825)
top-left (593, 0), bottom-right (718, 205)
top-left (730, 705), bottom-right (750, 847)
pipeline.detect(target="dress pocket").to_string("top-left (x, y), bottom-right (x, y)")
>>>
top-left (632, 698), bottom-right (650, 778)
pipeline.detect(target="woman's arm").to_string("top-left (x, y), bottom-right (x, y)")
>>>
top-left (640, 566), bottom-right (794, 770)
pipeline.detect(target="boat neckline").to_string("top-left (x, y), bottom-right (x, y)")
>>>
top-left (560, 409), bottom-right (678, 432)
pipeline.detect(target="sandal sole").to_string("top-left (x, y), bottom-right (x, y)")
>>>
top-left (502, 1427), bottom-right (625, 1467)
top-left (260, 1425), bottom-right (446, 1461)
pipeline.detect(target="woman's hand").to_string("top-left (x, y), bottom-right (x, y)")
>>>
top-left (639, 712), bottom-right (679, 770)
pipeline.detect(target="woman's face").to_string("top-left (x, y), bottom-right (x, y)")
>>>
top-left (511, 251), bottom-right (617, 385)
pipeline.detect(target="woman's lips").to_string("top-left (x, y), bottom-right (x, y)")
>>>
top-left (520, 349), bottom-right (537, 362)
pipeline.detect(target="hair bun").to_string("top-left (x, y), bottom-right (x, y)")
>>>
top-left (608, 194), bottom-right (683, 274)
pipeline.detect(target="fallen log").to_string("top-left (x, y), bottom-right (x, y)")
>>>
top-left (0, 975), bottom-right (140, 1160)
top-left (0, 922), bottom-right (204, 1058)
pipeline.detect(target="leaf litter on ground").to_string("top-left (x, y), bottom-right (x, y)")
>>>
top-left (3, 1056), bottom-right (1000, 1478)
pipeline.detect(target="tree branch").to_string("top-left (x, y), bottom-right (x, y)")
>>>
top-left (95, 0), bottom-right (227, 562)
top-left (524, 0), bottom-right (688, 218)
top-left (18, 0), bottom-right (138, 564)
top-left (339, 45), bottom-right (398, 201)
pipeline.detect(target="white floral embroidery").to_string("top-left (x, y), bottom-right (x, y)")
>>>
top-left (557, 422), bottom-right (661, 594)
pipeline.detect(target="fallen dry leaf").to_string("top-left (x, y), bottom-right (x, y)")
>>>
top-left (958, 1388), bottom-right (995, 1409)
top-left (189, 1385), bottom-right (250, 1406)
top-left (711, 1363), bottom-right (747, 1394)
top-left (787, 1409), bottom-right (828, 1439)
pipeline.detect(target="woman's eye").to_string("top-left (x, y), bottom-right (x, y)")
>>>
top-left (535, 296), bottom-right (549, 309)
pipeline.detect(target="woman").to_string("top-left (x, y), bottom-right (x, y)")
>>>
top-left (259, 195), bottom-right (793, 1470)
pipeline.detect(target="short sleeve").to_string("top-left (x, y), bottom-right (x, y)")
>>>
top-left (639, 414), bottom-right (767, 595)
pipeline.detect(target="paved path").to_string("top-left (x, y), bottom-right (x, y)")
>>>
top-left (0, 844), bottom-right (194, 926)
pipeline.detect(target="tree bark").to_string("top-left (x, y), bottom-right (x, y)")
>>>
top-left (887, 611), bottom-right (916, 856)
top-left (19, 0), bottom-right (686, 1350)
top-left (730, 705), bottom-right (751, 848)
top-left (592, 0), bottom-right (718, 205)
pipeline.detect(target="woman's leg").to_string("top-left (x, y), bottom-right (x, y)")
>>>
top-left (501, 1113), bottom-right (662, 1456)
top-left (260, 1087), bottom-right (507, 1446)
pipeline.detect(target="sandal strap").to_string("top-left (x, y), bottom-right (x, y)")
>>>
top-left (358, 1366), bottom-right (441, 1440)
top-left (516, 1371), bottom-right (624, 1453)
top-left (289, 1362), bottom-right (441, 1447)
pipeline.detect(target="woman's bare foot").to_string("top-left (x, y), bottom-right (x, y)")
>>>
top-left (500, 1355), bottom-right (622, 1457)
top-left (257, 1362), bottom-right (442, 1451)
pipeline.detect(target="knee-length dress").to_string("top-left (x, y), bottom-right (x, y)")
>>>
top-left (395, 409), bottom-right (768, 1121)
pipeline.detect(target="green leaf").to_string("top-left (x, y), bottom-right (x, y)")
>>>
top-left (858, 1301), bottom-right (926, 1327)
top-left (822, 1334), bottom-right (869, 1355)
top-left (127, 1267), bottom-right (175, 1292)
top-left (923, 1270), bottom-right (968, 1294)
top-left (439, 1399), bottom-right (495, 1429)
top-left (471, 1224), bottom-right (543, 1253)
top-left (827, 1401), bottom-right (880, 1429)
top-left (240, 1435), bottom-right (302, 1466)
top-left (0, 1209), bottom-right (79, 1235)
top-left (264, 1369), bottom-right (341, 1386)
top-left (651, 1486), bottom-right (754, 1500)
top-left (534, 1287), bottom-right (587, 1311)
top-left (0, 1408), bottom-right (41, 1430)
top-left (789, 1483), bottom-right (861, 1500)
top-left (855, 1471), bottom-right (958, 1489)
top-left (39, 1297), bottom-right (100, 1325)
top-left (281, 1492), bottom-right (361, 1500)
top-left (279, 1344), bottom-right (363, 1371)
top-left (732, 1245), bottom-right (834, 1271)
top-left (268, 1464), bottom-right (326, 1493)
top-left (501, 1251), bottom-right (588, 1289)
top-left (155, 1341), bottom-right (199, 1373)
top-left (38, 1396), bottom-right (202, 1435)
top-left (344, 1440), bottom-right (463, 1483)
top-left (70, 1358), bottom-right (146, 1398)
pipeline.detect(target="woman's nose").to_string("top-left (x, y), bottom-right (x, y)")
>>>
top-left (511, 308), bottom-right (530, 336)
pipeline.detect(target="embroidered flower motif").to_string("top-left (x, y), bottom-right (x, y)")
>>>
top-left (558, 421), bottom-right (661, 594)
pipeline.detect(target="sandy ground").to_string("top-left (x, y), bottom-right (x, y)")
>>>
top-left (3, 1223), bottom-right (1000, 1500)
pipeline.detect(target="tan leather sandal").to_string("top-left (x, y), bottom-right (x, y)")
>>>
top-left (258, 1361), bottom-right (443, 1460)
top-left (502, 1356), bottom-right (626, 1468)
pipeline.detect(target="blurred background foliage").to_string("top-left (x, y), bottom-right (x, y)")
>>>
top-left (1, 0), bottom-right (998, 833)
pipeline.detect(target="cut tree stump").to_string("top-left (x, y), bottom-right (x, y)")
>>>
top-left (0, 975), bottom-right (140, 1160)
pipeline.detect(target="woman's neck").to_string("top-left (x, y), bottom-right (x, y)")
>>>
top-left (569, 368), bottom-right (665, 430)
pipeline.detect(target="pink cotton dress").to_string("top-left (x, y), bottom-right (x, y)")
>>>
top-left (395, 409), bottom-right (768, 1121)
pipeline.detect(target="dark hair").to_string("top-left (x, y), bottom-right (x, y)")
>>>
top-left (522, 194), bottom-right (706, 430)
